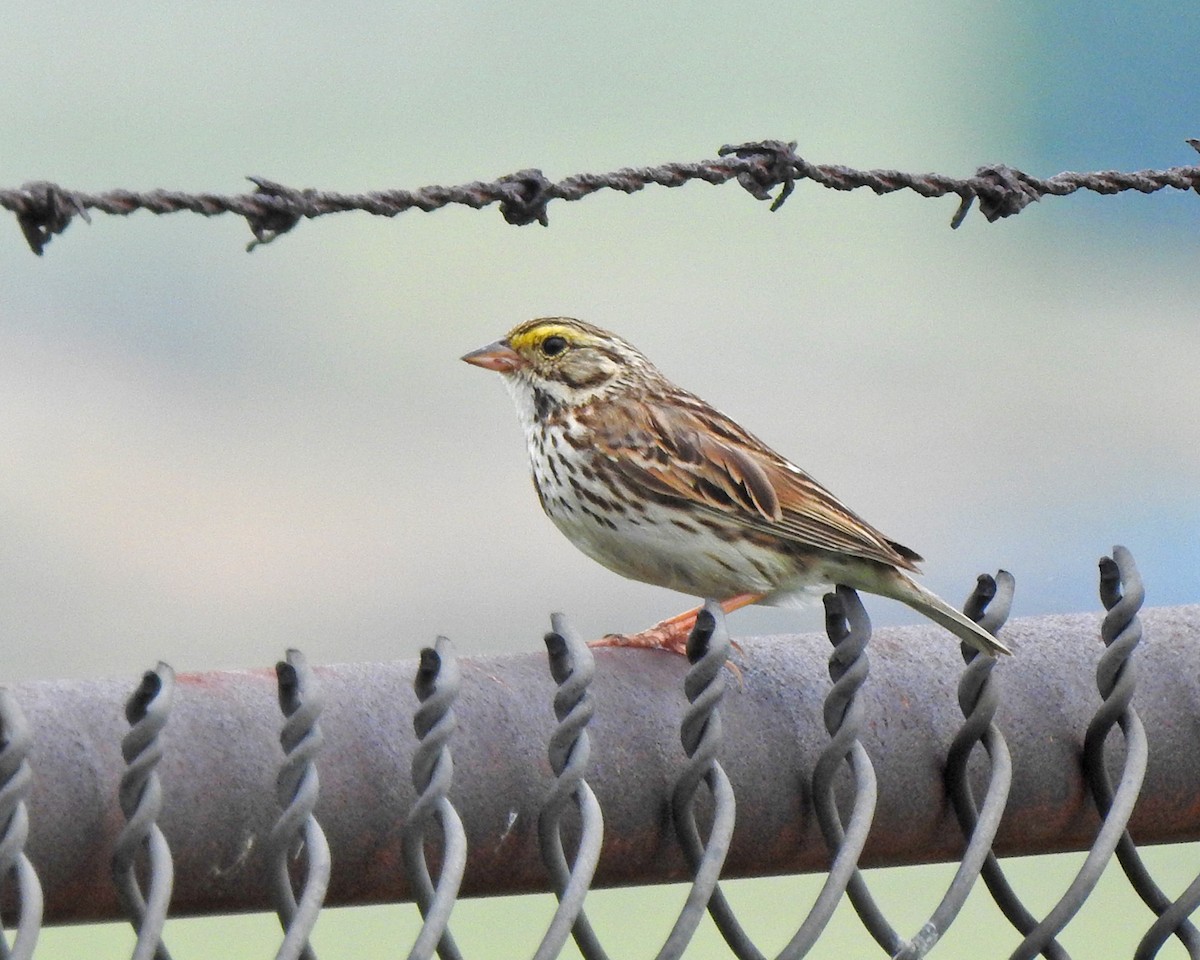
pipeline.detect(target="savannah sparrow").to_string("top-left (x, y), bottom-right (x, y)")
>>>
top-left (463, 317), bottom-right (1010, 658)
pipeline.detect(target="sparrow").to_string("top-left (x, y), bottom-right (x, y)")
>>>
top-left (463, 317), bottom-right (1010, 657)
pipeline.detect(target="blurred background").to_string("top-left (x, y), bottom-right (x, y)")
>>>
top-left (3, 1), bottom-right (1199, 957)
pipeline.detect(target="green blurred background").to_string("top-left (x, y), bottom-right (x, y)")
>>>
top-left (4, 1), bottom-right (1199, 956)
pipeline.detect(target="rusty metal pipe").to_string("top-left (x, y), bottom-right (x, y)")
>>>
top-left (12, 605), bottom-right (1200, 923)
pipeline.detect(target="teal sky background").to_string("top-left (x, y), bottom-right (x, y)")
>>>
top-left (4, 3), bottom-right (1200, 956)
top-left (1029, 4), bottom-right (1200, 169)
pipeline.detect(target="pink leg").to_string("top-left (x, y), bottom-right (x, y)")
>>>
top-left (589, 592), bottom-right (763, 656)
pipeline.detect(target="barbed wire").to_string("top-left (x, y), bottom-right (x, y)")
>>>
top-left (3, 138), bottom-right (1198, 256)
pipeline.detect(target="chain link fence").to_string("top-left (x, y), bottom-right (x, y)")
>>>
top-left (1, 546), bottom-right (1199, 959)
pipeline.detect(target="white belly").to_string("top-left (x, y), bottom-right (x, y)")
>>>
top-left (518, 398), bottom-right (827, 602)
top-left (542, 487), bottom-right (806, 599)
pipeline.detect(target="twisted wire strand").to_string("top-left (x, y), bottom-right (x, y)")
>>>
top-left (810, 586), bottom-right (896, 955)
top-left (893, 573), bottom-right (1018, 960)
top-left (0, 690), bottom-right (41, 960)
top-left (1137, 849), bottom-right (1200, 955)
top-left (1011, 547), bottom-right (1151, 960)
top-left (112, 663), bottom-right (176, 960)
top-left (403, 638), bottom-right (466, 960)
top-left (656, 601), bottom-right (736, 960)
top-left (670, 603), bottom-right (818, 960)
top-left (268, 650), bottom-right (331, 960)
top-left (691, 589), bottom-right (883, 960)
top-left (4, 138), bottom-right (1198, 254)
top-left (534, 614), bottom-right (607, 960)
top-left (947, 576), bottom-right (1070, 959)
top-left (1080, 549), bottom-right (1200, 960)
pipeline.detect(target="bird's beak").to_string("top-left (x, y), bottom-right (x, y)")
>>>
top-left (461, 340), bottom-right (525, 373)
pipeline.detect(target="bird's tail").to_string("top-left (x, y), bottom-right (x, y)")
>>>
top-left (850, 566), bottom-right (1013, 657)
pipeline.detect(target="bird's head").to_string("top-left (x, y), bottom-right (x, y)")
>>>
top-left (462, 317), bottom-right (655, 413)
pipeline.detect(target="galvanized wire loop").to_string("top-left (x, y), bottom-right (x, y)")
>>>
top-left (672, 604), bottom-right (794, 960)
top-left (897, 574), bottom-right (1017, 960)
top-left (404, 638), bottom-right (466, 960)
top-left (535, 614), bottom-right (607, 960)
top-left (657, 601), bottom-right (736, 960)
top-left (950, 576), bottom-right (1067, 958)
top-left (269, 650), bottom-right (330, 960)
top-left (0, 689), bottom-right (41, 960)
top-left (1089, 550), bottom-right (1200, 959)
top-left (693, 591), bottom-right (884, 960)
top-left (812, 586), bottom-right (895, 954)
top-left (1012, 547), bottom-right (1151, 960)
top-left (112, 663), bottom-right (176, 960)
top-left (1138, 863), bottom-right (1200, 958)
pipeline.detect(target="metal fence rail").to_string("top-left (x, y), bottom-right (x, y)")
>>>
top-left (1, 547), bottom-right (1199, 959)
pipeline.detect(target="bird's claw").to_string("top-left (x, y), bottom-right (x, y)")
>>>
top-left (588, 625), bottom-right (690, 656)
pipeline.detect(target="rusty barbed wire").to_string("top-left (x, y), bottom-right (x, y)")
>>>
top-left (3, 139), bottom-right (1199, 254)
top-left (0, 690), bottom-right (40, 960)
top-left (112, 663), bottom-right (176, 960)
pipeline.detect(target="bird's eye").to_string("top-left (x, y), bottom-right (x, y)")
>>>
top-left (541, 335), bottom-right (568, 357)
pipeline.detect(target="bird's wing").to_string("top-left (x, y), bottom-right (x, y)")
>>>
top-left (597, 395), bottom-right (922, 571)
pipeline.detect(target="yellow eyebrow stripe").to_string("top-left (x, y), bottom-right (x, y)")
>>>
top-left (508, 323), bottom-right (588, 352)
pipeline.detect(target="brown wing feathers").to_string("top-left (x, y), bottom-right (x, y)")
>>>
top-left (602, 395), bottom-right (921, 572)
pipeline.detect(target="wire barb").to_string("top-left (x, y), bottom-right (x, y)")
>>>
top-left (496, 169), bottom-right (554, 226)
top-left (244, 178), bottom-right (309, 251)
top-left (718, 140), bottom-right (801, 210)
top-left (10, 181), bottom-right (90, 255)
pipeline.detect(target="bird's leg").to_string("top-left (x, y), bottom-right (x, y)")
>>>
top-left (590, 592), bottom-right (764, 656)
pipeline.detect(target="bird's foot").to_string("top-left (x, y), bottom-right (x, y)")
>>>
top-left (588, 596), bottom-right (760, 658)
top-left (590, 620), bottom-right (693, 657)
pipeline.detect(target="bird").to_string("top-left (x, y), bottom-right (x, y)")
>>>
top-left (462, 317), bottom-right (1011, 658)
